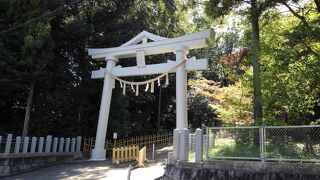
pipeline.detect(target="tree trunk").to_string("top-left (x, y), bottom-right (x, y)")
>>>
top-left (250, 0), bottom-right (263, 124)
top-left (315, 0), bottom-right (320, 13)
top-left (22, 80), bottom-right (35, 138)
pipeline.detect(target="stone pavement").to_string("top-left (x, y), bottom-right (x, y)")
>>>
top-left (3, 146), bottom-right (172, 180)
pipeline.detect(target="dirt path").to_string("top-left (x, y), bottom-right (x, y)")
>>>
top-left (3, 146), bottom-right (172, 180)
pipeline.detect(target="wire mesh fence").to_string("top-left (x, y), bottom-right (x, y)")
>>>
top-left (205, 126), bottom-right (320, 162)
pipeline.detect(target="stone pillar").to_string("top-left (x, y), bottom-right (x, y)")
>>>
top-left (5, 134), bottom-right (12, 153)
top-left (53, 137), bottom-right (58, 153)
top-left (65, 138), bottom-right (70, 152)
top-left (38, 137), bottom-right (44, 153)
top-left (71, 138), bottom-right (76, 152)
top-left (14, 136), bottom-right (21, 153)
top-left (91, 56), bottom-right (117, 161)
top-left (179, 128), bottom-right (189, 161)
top-left (45, 135), bottom-right (52, 153)
top-left (59, 138), bottom-right (64, 152)
top-left (173, 129), bottom-right (180, 160)
top-left (30, 137), bottom-right (37, 153)
top-left (76, 136), bottom-right (82, 152)
top-left (195, 129), bottom-right (203, 163)
top-left (23, 137), bottom-right (29, 153)
top-left (175, 46), bottom-right (189, 129)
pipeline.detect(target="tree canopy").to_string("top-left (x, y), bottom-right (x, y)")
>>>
top-left (0, 0), bottom-right (319, 138)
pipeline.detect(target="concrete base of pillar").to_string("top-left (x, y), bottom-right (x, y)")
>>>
top-left (90, 148), bottom-right (106, 161)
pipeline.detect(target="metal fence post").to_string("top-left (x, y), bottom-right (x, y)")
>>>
top-left (206, 128), bottom-right (210, 160)
top-left (259, 127), bottom-right (265, 162)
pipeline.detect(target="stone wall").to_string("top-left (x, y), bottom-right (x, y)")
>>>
top-left (0, 152), bottom-right (82, 177)
top-left (163, 160), bottom-right (320, 180)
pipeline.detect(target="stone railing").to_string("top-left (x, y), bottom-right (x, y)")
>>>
top-left (0, 134), bottom-right (82, 177)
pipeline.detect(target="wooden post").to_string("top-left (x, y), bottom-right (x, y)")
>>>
top-left (14, 136), bottom-right (21, 153)
top-left (23, 137), bottom-right (29, 153)
top-left (5, 134), bottom-right (12, 153)
top-left (152, 143), bottom-right (155, 160)
top-left (45, 135), bottom-right (52, 153)
top-left (112, 148), bottom-right (116, 163)
top-left (59, 137), bottom-right (64, 152)
top-left (30, 137), bottom-right (37, 153)
top-left (53, 137), bottom-right (58, 153)
top-left (38, 137), bottom-right (44, 153)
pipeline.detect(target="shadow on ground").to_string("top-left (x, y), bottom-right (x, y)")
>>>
top-left (3, 145), bottom-right (172, 180)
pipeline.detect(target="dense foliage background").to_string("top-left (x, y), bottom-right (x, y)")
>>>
top-left (0, 0), bottom-right (319, 138)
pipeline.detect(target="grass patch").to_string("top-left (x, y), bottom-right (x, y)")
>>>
top-left (207, 138), bottom-right (320, 161)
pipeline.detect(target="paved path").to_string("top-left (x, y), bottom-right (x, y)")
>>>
top-left (3, 146), bottom-right (172, 180)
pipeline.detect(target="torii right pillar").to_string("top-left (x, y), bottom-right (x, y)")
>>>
top-left (175, 46), bottom-right (189, 129)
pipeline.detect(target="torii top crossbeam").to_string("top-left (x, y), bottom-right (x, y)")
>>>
top-left (88, 29), bottom-right (215, 60)
top-left (87, 29), bottom-right (215, 161)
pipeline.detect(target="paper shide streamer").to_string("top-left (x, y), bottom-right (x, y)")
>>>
top-left (104, 58), bottom-right (186, 96)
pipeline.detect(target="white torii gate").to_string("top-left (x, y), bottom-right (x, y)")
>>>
top-left (87, 29), bottom-right (215, 160)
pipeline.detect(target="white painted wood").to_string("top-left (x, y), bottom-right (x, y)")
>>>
top-left (175, 46), bottom-right (188, 129)
top-left (120, 30), bottom-right (167, 47)
top-left (71, 138), bottom-right (76, 152)
top-left (5, 134), bottom-right (12, 153)
top-left (179, 129), bottom-right (189, 161)
top-left (14, 136), bottom-right (21, 153)
top-left (173, 129), bottom-right (180, 160)
top-left (186, 58), bottom-right (208, 72)
top-left (136, 50), bottom-right (146, 67)
top-left (91, 58), bottom-right (117, 161)
top-left (142, 37), bottom-right (148, 44)
top-left (88, 29), bottom-right (215, 162)
top-left (88, 29), bottom-right (214, 60)
top-left (53, 137), bottom-right (58, 153)
top-left (30, 137), bottom-right (37, 153)
top-left (76, 136), bottom-right (81, 152)
top-left (45, 135), bottom-right (52, 153)
top-left (65, 138), bottom-right (70, 152)
top-left (59, 138), bottom-right (64, 152)
top-left (91, 58), bottom-right (208, 79)
top-left (195, 129), bottom-right (203, 163)
top-left (22, 137), bottom-right (29, 153)
top-left (38, 137), bottom-right (44, 153)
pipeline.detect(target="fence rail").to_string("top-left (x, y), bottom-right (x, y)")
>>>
top-left (206, 125), bottom-right (320, 162)
top-left (112, 146), bottom-right (139, 163)
top-left (83, 132), bottom-right (173, 158)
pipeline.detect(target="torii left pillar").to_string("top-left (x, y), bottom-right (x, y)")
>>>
top-left (91, 56), bottom-right (117, 160)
